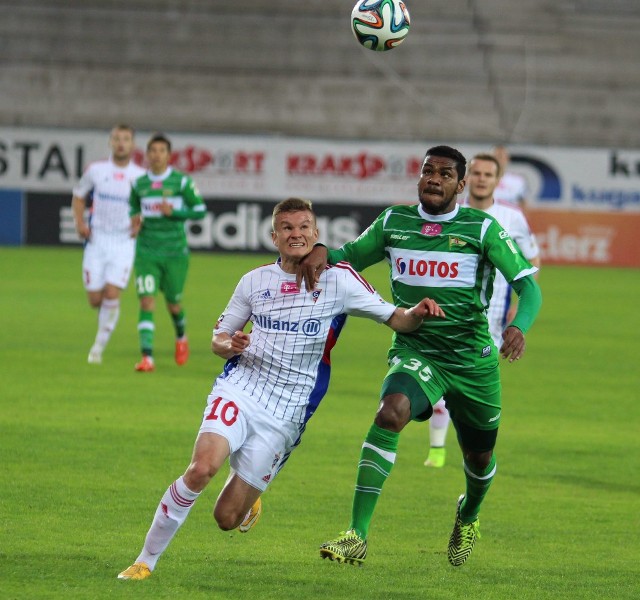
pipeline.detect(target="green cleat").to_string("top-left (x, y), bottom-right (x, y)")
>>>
top-left (424, 446), bottom-right (446, 468)
top-left (448, 495), bottom-right (481, 566)
top-left (320, 529), bottom-right (367, 566)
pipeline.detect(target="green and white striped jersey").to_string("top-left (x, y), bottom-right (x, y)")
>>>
top-left (130, 167), bottom-right (206, 257)
top-left (328, 203), bottom-right (538, 370)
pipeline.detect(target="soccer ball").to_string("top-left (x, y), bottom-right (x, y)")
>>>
top-left (351, 0), bottom-right (411, 52)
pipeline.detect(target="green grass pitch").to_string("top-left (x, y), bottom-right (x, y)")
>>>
top-left (0, 246), bottom-right (638, 599)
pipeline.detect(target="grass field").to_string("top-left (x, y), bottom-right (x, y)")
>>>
top-left (1, 246), bottom-right (638, 600)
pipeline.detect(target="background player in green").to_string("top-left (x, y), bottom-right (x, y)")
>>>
top-left (130, 133), bottom-right (206, 372)
top-left (296, 145), bottom-right (542, 567)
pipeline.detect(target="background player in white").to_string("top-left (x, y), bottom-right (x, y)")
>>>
top-left (117, 197), bottom-right (444, 581)
top-left (424, 153), bottom-right (541, 468)
top-left (72, 124), bottom-right (145, 364)
top-left (493, 145), bottom-right (530, 208)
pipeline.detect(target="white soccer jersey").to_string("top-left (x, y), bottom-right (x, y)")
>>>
top-left (462, 198), bottom-right (539, 346)
top-left (73, 158), bottom-right (145, 234)
top-left (214, 260), bottom-right (396, 425)
top-left (493, 171), bottom-right (528, 205)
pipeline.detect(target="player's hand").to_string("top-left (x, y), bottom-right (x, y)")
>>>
top-left (76, 222), bottom-right (91, 240)
top-left (296, 245), bottom-right (328, 291)
top-left (160, 200), bottom-right (173, 216)
top-left (229, 331), bottom-right (250, 355)
top-left (407, 298), bottom-right (446, 320)
top-left (500, 326), bottom-right (525, 362)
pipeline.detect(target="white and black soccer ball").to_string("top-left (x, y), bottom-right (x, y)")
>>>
top-left (351, 0), bottom-right (411, 52)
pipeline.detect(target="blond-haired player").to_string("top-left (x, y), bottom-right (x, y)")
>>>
top-left (72, 124), bottom-right (145, 364)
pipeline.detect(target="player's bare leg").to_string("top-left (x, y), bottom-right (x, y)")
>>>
top-left (214, 472), bottom-right (262, 532)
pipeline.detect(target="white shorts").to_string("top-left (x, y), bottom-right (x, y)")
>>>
top-left (198, 379), bottom-right (303, 492)
top-left (82, 230), bottom-right (135, 292)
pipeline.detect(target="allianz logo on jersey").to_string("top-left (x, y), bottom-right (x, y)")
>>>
top-left (252, 314), bottom-right (322, 337)
top-left (390, 249), bottom-right (478, 288)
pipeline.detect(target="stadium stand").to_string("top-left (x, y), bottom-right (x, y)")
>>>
top-left (1, 0), bottom-right (639, 147)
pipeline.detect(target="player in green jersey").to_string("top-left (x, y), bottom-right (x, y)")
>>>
top-left (296, 145), bottom-right (542, 567)
top-left (130, 133), bottom-right (206, 372)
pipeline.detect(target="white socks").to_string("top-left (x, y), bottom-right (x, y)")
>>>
top-left (429, 398), bottom-right (451, 447)
top-left (136, 477), bottom-right (200, 570)
top-left (94, 298), bottom-right (120, 349)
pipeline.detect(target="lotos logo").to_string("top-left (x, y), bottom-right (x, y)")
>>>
top-left (421, 223), bottom-right (442, 236)
top-left (400, 259), bottom-right (459, 278)
top-left (395, 258), bottom-right (406, 274)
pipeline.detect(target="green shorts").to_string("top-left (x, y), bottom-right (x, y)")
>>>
top-left (382, 347), bottom-right (502, 433)
top-left (134, 253), bottom-right (189, 304)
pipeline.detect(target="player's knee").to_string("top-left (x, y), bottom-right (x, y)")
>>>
top-left (374, 394), bottom-right (410, 432)
top-left (183, 461), bottom-right (217, 492)
top-left (463, 449), bottom-right (493, 470)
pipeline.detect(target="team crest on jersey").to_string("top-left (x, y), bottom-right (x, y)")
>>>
top-left (280, 281), bottom-right (300, 294)
top-left (271, 452), bottom-right (281, 469)
top-left (448, 236), bottom-right (467, 248)
top-left (311, 289), bottom-right (322, 303)
top-left (481, 345), bottom-right (492, 358)
top-left (421, 223), bottom-right (442, 236)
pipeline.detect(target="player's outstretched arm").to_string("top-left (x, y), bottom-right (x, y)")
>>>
top-left (296, 245), bottom-right (328, 291)
top-left (385, 298), bottom-right (445, 333)
top-left (212, 330), bottom-right (250, 359)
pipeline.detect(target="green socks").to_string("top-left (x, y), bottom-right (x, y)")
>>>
top-left (460, 454), bottom-right (497, 523)
top-left (350, 423), bottom-right (399, 539)
top-left (138, 310), bottom-right (154, 356)
top-left (171, 310), bottom-right (186, 339)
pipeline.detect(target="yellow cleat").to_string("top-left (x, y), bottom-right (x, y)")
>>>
top-left (117, 562), bottom-right (152, 580)
top-left (238, 497), bottom-right (262, 533)
top-left (424, 447), bottom-right (446, 468)
top-left (320, 530), bottom-right (367, 566)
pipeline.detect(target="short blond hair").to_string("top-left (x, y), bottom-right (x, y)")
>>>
top-left (271, 197), bottom-right (315, 230)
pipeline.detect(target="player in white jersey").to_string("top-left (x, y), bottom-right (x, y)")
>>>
top-left (425, 153), bottom-right (541, 468)
top-left (493, 145), bottom-right (529, 207)
top-left (117, 198), bottom-right (445, 581)
top-left (72, 124), bottom-right (145, 364)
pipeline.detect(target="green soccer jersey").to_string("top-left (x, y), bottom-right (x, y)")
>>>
top-left (130, 167), bottom-right (206, 257)
top-left (328, 203), bottom-right (538, 370)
